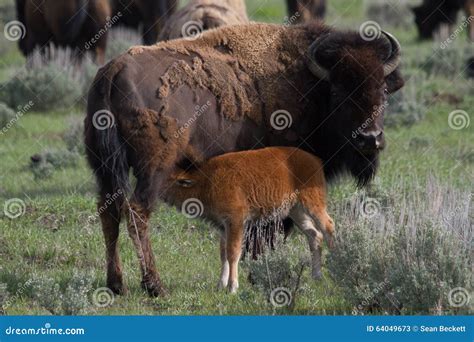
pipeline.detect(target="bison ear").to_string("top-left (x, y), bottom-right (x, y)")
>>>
top-left (177, 179), bottom-right (195, 188)
top-left (385, 68), bottom-right (404, 93)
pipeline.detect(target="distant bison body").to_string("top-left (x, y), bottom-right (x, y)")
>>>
top-left (158, 0), bottom-right (248, 41)
top-left (16, 0), bottom-right (111, 64)
top-left (286, 0), bottom-right (326, 23)
top-left (413, 0), bottom-right (474, 41)
top-left (112, 0), bottom-right (178, 44)
top-left (85, 23), bottom-right (404, 296)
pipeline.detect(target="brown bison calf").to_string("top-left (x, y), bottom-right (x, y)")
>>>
top-left (163, 147), bottom-right (335, 293)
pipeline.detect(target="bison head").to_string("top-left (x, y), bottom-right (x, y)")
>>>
top-left (306, 30), bottom-right (404, 185)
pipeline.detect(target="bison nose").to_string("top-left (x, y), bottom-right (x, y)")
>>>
top-left (355, 131), bottom-right (384, 151)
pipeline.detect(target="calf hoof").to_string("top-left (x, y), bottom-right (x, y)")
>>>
top-left (228, 281), bottom-right (239, 294)
top-left (141, 279), bottom-right (167, 297)
top-left (217, 279), bottom-right (228, 291)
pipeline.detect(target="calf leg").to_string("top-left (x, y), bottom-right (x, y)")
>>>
top-left (218, 233), bottom-right (229, 290)
top-left (290, 205), bottom-right (324, 280)
top-left (226, 220), bottom-right (244, 293)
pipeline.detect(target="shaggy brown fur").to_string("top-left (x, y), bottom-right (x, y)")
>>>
top-left (111, 0), bottom-right (178, 44)
top-left (413, 0), bottom-right (474, 41)
top-left (163, 147), bottom-right (334, 293)
top-left (286, 0), bottom-right (326, 22)
top-left (158, 0), bottom-right (248, 41)
top-left (85, 22), bottom-right (404, 296)
top-left (17, 0), bottom-right (111, 64)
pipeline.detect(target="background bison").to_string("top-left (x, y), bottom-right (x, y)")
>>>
top-left (286, 0), bottom-right (326, 22)
top-left (158, 0), bottom-right (248, 41)
top-left (15, 0), bottom-right (111, 64)
top-left (413, 0), bottom-right (474, 41)
top-left (112, 0), bottom-right (178, 44)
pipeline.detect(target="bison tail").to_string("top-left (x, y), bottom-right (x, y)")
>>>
top-left (85, 63), bottom-right (130, 200)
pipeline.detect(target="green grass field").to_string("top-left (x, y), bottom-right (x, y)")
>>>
top-left (0, 0), bottom-right (472, 315)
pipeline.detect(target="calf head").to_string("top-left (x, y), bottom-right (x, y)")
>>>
top-left (307, 29), bottom-right (404, 185)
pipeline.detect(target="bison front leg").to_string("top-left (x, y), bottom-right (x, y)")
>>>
top-left (126, 201), bottom-right (166, 297)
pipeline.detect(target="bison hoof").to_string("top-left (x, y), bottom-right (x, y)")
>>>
top-left (107, 281), bottom-right (127, 295)
top-left (107, 277), bottom-right (128, 295)
top-left (141, 279), bottom-right (167, 297)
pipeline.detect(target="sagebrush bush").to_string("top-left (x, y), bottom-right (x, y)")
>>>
top-left (29, 148), bottom-right (80, 179)
top-left (0, 2), bottom-right (15, 23)
top-left (63, 117), bottom-right (85, 154)
top-left (106, 28), bottom-right (142, 61)
top-left (0, 102), bottom-right (15, 129)
top-left (1, 65), bottom-right (82, 111)
top-left (386, 76), bottom-right (426, 128)
top-left (246, 237), bottom-right (310, 308)
top-left (31, 272), bottom-right (93, 315)
top-left (366, 0), bottom-right (413, 28)
top-left (327, 178), bottom-right (472, 314)
top-left (422, 45), bottom-right (472, 78)
top-left (0, 47), bottom-right (96, 111)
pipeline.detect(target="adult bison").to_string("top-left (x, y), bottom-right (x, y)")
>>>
top-left (413, 0), bottom-right (474, 41)
top-left (158, 0), bottom-right (248, 41)
top-left (85, 22), bottom-right (404, 296)
top-left (286, 0), bottom-right (326, 22)
top-left (15, 0), bottom-right (111, 64)
top-left (111, 0), bottom-right (178, 44)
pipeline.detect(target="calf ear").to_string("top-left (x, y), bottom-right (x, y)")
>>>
top-left (385, 68), bottom-right (404, 94)
top-left (177, 179), bottom-right (195, 188)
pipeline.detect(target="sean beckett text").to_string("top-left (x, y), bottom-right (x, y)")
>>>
top-left (420, 325), bottom-right (466, 333)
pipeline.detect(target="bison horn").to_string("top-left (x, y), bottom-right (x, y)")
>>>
top-left (381, 31), bottom-right (401, 76)
top-left (307, 37), bottom-right (330, 80)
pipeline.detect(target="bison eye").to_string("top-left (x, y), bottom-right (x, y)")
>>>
top-left (383, 88), bottom-right (389, 95)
